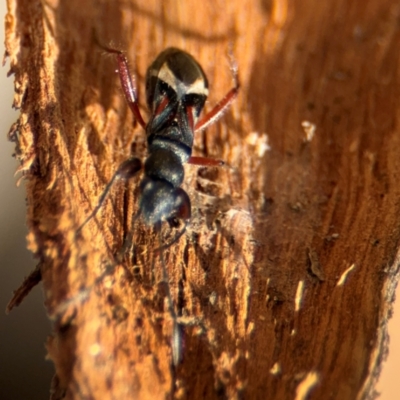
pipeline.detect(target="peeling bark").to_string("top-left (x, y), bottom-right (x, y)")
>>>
top-left (5, 0), bottom-right (400, 399)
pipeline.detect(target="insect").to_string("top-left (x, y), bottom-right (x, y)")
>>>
top-left (80, 46), bottom-right (239, 246)
top-left (79, 44), bottom-right (239, 364)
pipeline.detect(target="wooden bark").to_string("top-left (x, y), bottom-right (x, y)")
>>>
top-left (5, 0), bottom-right (400, 399)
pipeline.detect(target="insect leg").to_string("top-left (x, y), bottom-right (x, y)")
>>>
top-left (156, 223), bottom-right (182, 366)
top-left (77, 158), bottom-right (142, 233)
top-left (116, 212), bottom-right (141, 263)
top-left (187, 156), bottom-right (224, 167)
top-left (194, 54), bottom-right (240, 133)
top-left (96, 42), bottom-right (147, 129)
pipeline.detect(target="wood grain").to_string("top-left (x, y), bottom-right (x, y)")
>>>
top-left (5, 0), bottom-right (400, 399)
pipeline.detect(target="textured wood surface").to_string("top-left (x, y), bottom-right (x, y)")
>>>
top-left (5, 0), bottom-right (400, 399)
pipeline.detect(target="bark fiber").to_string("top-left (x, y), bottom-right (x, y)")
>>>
top-left (5, 0), bottom-right (400, 399)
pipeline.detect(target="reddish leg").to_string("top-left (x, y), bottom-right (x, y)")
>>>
top-left (98, 43), bottom-right (147, 129)
top-left (187, 156), bottom-right (224, 167)
top-left (194, 55), bottom-right (240, 133)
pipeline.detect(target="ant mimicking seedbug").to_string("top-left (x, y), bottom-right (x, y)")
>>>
top-left (78, 44), bottom-right (239, 365)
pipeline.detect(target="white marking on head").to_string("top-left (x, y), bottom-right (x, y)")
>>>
top-left (156, 62), bottom-right (208, 97)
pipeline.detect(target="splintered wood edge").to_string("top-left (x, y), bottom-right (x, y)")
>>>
top-left (5, 1), bottom-right (400, 399)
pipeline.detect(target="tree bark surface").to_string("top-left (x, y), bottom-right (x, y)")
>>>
top-left (5, 0), bottom-right (400, 399)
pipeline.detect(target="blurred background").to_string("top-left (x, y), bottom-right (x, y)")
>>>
top-left (0, 3), bottom-right (54, 399)
top-left (0, 2), bottom-right (398, 399)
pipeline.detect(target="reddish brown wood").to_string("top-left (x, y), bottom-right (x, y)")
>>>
top-left (5, 0), bottom-right (400, 399)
